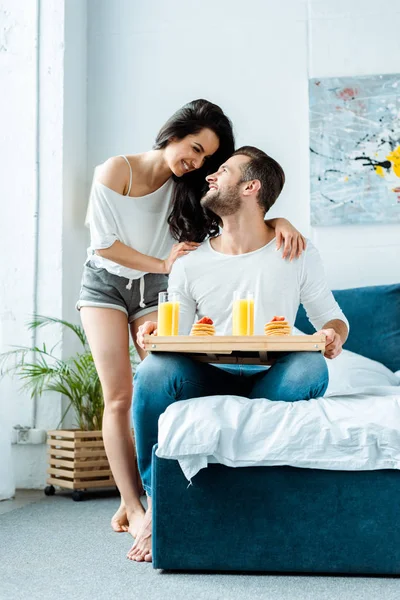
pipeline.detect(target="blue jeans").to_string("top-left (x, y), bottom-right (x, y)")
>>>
top-left (132, 352), bottom-right (329, 495)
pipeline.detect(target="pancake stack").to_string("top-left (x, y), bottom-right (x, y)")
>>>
top-left (190, 316), bottom-right (216, 336)
top-left (264, 316), bottom-right (291, 336)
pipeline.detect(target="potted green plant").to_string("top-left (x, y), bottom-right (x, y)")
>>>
top-left (0, 315), bottom-right (140, 501)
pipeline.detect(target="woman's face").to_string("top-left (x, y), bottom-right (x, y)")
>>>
top-left (165, 128), bottom-right (220, 177)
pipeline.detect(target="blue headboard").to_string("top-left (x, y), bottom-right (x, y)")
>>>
top-left (295, 283), bottom-right (400, 372)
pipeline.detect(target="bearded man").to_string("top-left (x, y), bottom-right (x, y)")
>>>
top-left (129, 146), bottom-right (349, 562)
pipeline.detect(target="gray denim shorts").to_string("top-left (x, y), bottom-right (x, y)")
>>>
top-left (76, 261), bottom-right (168, 323)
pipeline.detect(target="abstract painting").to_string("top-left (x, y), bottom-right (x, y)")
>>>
top-left (309, 73), bottom-right (400, 225)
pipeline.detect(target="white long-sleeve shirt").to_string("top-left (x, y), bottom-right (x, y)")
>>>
top-left (168, 238), bottom-right (349, 335)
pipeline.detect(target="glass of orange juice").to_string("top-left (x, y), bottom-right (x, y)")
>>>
top-left (157, 292), bottom-right (180, 336)
top-left (232, 291), bottom-right (254, 336)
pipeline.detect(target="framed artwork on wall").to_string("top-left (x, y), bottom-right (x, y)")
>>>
top-left (309, 73), bottom-right (400, 226)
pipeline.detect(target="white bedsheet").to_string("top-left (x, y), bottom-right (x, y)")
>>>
top-left (156, 352), bottom-right (400, 481)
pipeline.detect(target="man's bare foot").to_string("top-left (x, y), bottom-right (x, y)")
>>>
top-left (127, 501), bottom-right (152, 563)
top-left (111, 501), bottom-right (145, 538)
top-left (127, 506), bottom-right (146, 540)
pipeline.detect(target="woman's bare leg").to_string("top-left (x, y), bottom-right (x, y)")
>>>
top-left (80, 307), bottom-right (145, 538)
top-left (111, 310), bottom-right (158, 532)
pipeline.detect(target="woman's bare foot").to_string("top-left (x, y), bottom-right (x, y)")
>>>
top-left (127, 501), bottom-right (152, 563)
top-left (111, 501), bottom-right (129, 532)
top-left (111, 501), bottom-right (145, 538)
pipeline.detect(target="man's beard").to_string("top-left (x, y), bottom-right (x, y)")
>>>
top-left (200, 185), bottom-right (242, 217)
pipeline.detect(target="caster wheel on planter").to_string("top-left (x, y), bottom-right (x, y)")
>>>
top-left (72, 491), bottom-right (84, 502)
top-left (44, 485), bottom-right (55, 496)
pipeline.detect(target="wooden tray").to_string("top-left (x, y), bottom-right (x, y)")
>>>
top-left (144, 334), bottom-right (325, 365)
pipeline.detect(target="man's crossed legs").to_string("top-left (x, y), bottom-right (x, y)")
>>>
top-left (128, 351), bottom-right (328, 561)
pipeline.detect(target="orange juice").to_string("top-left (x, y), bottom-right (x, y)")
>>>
top-left (232, 298), bottom-right (254, 336)
top-left (157, 301), bottom-right (180, 336)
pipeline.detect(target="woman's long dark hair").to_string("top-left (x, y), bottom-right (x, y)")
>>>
top-left (154, 99), bottom-right (235, 242)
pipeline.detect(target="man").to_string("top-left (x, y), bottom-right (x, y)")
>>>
top-left (128, 146), bottom-right (349, 562)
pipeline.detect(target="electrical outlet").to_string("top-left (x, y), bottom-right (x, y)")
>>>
top-left (12, 426), bottom-right (46, 445)
top-left (17, 428), bottom-right (31, 443)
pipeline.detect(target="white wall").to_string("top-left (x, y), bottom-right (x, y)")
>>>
top-left (0, 423), bottom-right (14, 500)
top-left (0, 0), bottom-right (38, 496)
top-left (307, 1), bottom-right (400, 287)
top-left (62, 0), bottom-right (89, 427)
top-left (0, 0), bottom-right (88, 489)
top-left (87, 0), bottom-right (400, 290)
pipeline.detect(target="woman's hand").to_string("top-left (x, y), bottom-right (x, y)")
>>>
top-left (137, 321), bottom-right (158, 350)
top-left (272, 218), bottom-right (307, 261)
top-left (162, 242), bottom-right (200, 274)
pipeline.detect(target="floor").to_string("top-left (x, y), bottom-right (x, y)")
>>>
top-left (0, 489), bottom-right (45, 515)
top-left (1, 489), bottom-right (399, 600)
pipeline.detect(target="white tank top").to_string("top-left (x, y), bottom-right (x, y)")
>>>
top-left (86, 156), bottom-right (175, 280)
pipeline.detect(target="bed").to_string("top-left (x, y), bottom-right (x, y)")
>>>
top-left (151, 283), bottom-right (400, 573)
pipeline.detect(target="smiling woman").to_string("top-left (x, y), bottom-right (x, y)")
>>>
top-left (75, 98), bottom-right (307, 563)
top-left (165, 130), bottom-right (220, 176)
top-left (153, 100), bottom-right (236, 242)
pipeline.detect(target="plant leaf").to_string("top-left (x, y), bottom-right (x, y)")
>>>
top-left (28, 315), bottom-right (88, 348)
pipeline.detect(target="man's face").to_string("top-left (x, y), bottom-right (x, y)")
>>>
top-left (200, 155), bottom-right (250, 217)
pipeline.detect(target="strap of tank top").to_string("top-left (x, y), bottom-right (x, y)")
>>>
top-left (119, 155), bottom-right (133, 196)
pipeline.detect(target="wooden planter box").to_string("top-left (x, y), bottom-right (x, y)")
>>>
top-left (46, 430), bottom-right (142, 500)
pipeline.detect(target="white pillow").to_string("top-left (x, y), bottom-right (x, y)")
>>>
top-left (293, 327), bottom-right (399, 395)
top-left (325, 349), bottom-right (399, 396)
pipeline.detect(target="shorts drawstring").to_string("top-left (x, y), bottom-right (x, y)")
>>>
top-left (126, 276), bottom-right (146, 308)
top-left (139, 276), bottom-right (146, 308)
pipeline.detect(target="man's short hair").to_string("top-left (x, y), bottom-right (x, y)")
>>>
top-left (233, 146), bottom-right (285, 213)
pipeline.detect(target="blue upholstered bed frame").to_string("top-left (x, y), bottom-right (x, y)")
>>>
top-left (152, 284), bottom-right (400, 573)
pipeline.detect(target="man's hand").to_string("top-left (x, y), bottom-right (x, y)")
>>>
top-left (137, 321), bottom-right (157, 350)
top-left (315, 328), bottom-right (343, 359)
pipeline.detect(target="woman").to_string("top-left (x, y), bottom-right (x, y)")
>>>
top-left (77, 99), bottom-right (306, 542)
